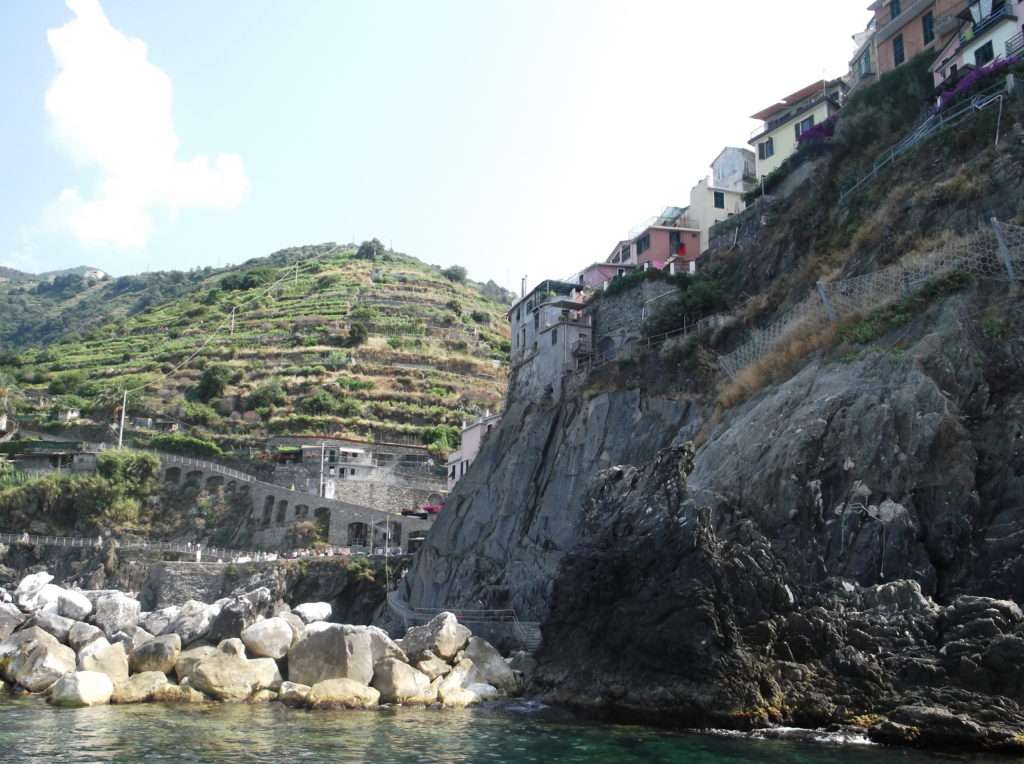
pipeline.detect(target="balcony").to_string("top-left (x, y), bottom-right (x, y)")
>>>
top-left (875, 0), bottom-right (933, 43)
top-left (749, 93), bottom-right (830, 142)
top-left (1008, 30), bottom-right (1024, 56)
top-left (961, 3), bottom-right (1016, 43)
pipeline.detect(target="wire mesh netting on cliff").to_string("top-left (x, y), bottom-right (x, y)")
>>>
top-left (718, 220), bottom-right (1024, 378)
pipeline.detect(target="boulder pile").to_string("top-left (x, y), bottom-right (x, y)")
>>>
top-left (0, 571), bottom-right (526, 710)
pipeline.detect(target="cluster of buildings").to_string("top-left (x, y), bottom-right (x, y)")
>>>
top-left (439, 0), bottom-right (1024, 495)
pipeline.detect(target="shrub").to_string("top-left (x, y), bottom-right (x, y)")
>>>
top-left (347, 323), bottom-right (369, 347)
top-left (470, 310), bottom-right (490, 324)
top-left (442, 265), bottom-right (467, 283)
top-left (193, 364), bottom-right (233, 403)
top-left (149, 433), bottom-right (224, 458)
top-left (355, 239), bottom-right (386, 261)
top-left (246, 381), bottom-right (287, 411)
top-left (48, 371), bottom-right (87, 395)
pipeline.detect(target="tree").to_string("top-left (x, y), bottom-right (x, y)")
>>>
top-left (245, 381), bottom-right (287, 411)
top-left (194, 364), bottom-right (232, 403)
top-left (347, 323), bottom-right (369, 347)
top-left (442, 265), bottom-right (467, 283)
top-left (355, 239), bottom-right (386, 261)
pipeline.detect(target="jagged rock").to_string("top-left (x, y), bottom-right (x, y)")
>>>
top-left (278, 681), bottom-right (311, 707)
top-left (292, 602), bottom-right (332, 624)
top-left (90, 593), bottom-right (140, 638)
top-left (0, 603), bottom-right (26, 641)
top-left (415, 651), bottom-right (451, 680)
top-left (207, 589), bottom-right (272, 642)
top-left (0, 626), bottom-right (76, 692)
top-left (437, 658), bottom-right (475, 695)
top-left (371, 658), bottom-right (434, 704)
top-left (308, 678), bottom-right (380, 709)
top-left (400, 612), bottom-right (470, 661)
top-left (175, 645), bottom-right (218, 683)
top-left (150, 683), bottom-right (206, 703)
top-left (241, 617), bottom-right (293, 660)
top-left (249, 689), bottom-right (277, 703)
top-left (48, 671), bottom-right (113, 707)
top-left (129, 634), bottom-right (181, 674)
top-left (190, 653), bottom-right (282, 701)
top-left (464, 637), bottom-right (516, 692)
top-left (67, 621), bottom-right (104, 653)
top-left (14, 572), bottom-right (55, 612)
top-left (142, 607), bottom-right (179, 637)
top-left (56, 589), bottom-right (93, 621)
top-left (465, 682), bottom-right (500, 701)
top-left (22, 612), bottom-right (74, 645)
top-left (287, 623), bottom-right (373, 686)
top-left (507, 651), bottom-right (538, 678)
top-left (111, 671), bottom-right (170, 704)
top-left (161, 600), bottom-right (212, 646)
top-left (77, 639), bottom-right (129, 685)
top-left (111, 626), bottom-right (153, 652)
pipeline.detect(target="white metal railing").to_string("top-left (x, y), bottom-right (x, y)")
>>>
top-left (386, 590), bottom-right (542, 651)
top-left (0, 532), bottom-right (255, 561)
top-left (1008, 31), bottom-right (1024, 57)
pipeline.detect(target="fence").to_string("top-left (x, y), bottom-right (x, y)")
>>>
top-left (840, 75), bottom-right (1016, 202)
top-left (0, 532), bottom-right (255, 561)
top-left (719, 220), bottom-right (1024, 378)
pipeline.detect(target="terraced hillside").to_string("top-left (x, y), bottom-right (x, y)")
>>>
top-left (2, 242), bottom-right (513, 455)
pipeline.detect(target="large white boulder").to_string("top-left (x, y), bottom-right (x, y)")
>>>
top-left (174, 645), bottom-right (218, 683)
top-left (437, 658), bottom-right (476, 696)
top-left (464, 636), bottom-right (517, 692)
top-left (287, 623), bottom-right (373, 687)
top-left (439, 685), bottom-right (480, 708)
top-left (370, 657), bottom-right (434, 704)
top-left (142, 607), bottom-right (179, 637)
top-left (308, 678), bottom-right (380, 709)
top-left (292, 602), bottom-right (332, 624)
top-left (111, 626), bottom-right (154, 652)
top-left (161, 600), bottom-right (212, 646)
top-left (466, 682), bottom-right (500, 701)
top-left (401, 612), bottom-right (471, 661)
top-left (90, 592), bottom-right (140, 638)
top-left (129, 634), bottom-right (181, 674)
top-left (14, 573), bottom-right (54, 612)
top-left (26, 612), bottom-right (75, 644)
top-left (49, 671), bottom-right (113, 707)
top-left (57, 589), bottom-right (93, 621)
top-left (278, 681), bottom-right (311, 707)
top-left (77, 639), bottom-right (130, 685)
top-left (240, 617), bottom-right (293, 660)
top-left (1, 626), bottom-right (76, 692)
top-left (190, 653), bottom-right (282, 701)
top-left (67, 622), bottom-right (104, 653)
top-left (111, 671), bottom-right (169, 704)
top-left (415, 651), bottom-right (452, 680)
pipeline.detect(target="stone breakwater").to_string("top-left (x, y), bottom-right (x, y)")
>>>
top-left (0, 572), bottom-right (529, 709)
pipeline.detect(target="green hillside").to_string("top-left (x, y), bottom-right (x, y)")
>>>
top-left (0, 241), bottom-right (513, 455)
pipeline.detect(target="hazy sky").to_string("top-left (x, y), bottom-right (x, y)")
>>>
top-left (1, 0), bottom-right (871, 292)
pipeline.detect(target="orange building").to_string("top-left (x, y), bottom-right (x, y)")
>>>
top-left (870, 0), bottom-right (967, 74)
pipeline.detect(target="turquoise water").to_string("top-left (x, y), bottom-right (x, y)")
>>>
top-left (0, 696), bottom-right (1008, 763)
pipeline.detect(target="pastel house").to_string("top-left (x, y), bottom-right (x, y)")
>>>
top-left (605, 208), bottom-right (701, 273)
top-left (931, 0), bottom-right (1024, 88)
top-left (870, 0), bottom-right (966, 75)
top-left (748, 79), bottom-right (848, 178)
top-left (446, 411), bottom-right (502, 491)
top-left (687, 148), bottom-right (756, 253)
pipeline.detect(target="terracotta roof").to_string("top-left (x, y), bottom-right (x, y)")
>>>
top-left (750, 81), bottom-right (828, 121)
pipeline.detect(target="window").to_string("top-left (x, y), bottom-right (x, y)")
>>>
top-left (515, 308), bottom-right (520, 321)
top-left (975, 41), bottom-right (995, 66)
top-left (893, 34), bottom-right (905, 66)
top-left (350, 468), bottom-right (355, 476)
top-left (794, 115), bottom-right (815, 139)
top-left (890, 0), bottom-right (901, 20)
top-left (713, 191), bottom-right (725, 209)
top-left (758, 138), bottom-right (774, 160)
top-left (551, 328), bottom-right (558, 346)
top-left (922, 11), bottom-right (934, 44)
top-left (636, 234), bottom-right (651, 255)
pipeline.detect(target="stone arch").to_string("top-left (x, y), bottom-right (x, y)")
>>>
top-left (597, 336), bottom-right (615, 357)
top-left (295, 504), bottom-right (309, 520)
top-left (275, 500), bottom-right (288, 525)
top-left (225, 480), bottom-right (237, 494)
top-left (238, 484), bottom-right (250, 497)
top-left (164, 466), bottom-right (182, 484)
top-left (347, 521), bottom-right (368, 547)
top-left (262, 496), bottom-right (275, 527)
top-left (373, 520), bottom-right (402, 550)
top-left (314, 507), bottom-right (331, 541)
top-left (184, 470), bottom-right (203, 487)
top-left (205, 475), bottom-right (225, 492)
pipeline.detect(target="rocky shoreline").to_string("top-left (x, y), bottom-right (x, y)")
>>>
top-left (0, 571), bottom-right (527, 710)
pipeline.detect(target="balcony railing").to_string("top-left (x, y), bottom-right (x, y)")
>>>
top-left (749, 92), bottom-right (831, 141)
top-left (1008, 30), bottom-right (1024, 57)
top-left (961, 3), bottom-right (1015, 43)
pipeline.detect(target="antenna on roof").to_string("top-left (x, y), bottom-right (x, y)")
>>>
top-left (521, 275), bottom-right (527, 298)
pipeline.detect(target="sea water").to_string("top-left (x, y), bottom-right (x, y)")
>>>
top-left (0, 696), bottom-right (1004, 763)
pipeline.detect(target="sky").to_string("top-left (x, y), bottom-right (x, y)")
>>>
top-left (1, 0), bottom-right (872, 293)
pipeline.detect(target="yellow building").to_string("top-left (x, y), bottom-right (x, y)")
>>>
top-left (748, 79), bottom-right (848, 178)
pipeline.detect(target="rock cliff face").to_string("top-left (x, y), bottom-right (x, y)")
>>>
top-left (400, 283), bottom-right (1024, 749)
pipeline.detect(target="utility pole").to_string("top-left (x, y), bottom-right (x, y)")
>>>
top-left (230, 307), bottom-right (236, 335)
top-left (117, 390), bottom-right (127, 450)
top-left (319, 442), bottom-right (326, 497)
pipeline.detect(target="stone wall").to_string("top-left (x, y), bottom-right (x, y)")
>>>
top-left (587, 279), bottom-right (678, 359)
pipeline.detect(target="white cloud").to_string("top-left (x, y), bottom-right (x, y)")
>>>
top-left (45, 0), bottom-right (247, 248)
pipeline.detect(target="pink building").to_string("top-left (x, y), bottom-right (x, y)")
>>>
top-left (606, 207), bottom-right (701, 272)
top-left (571, 262), bottom-right (637, 290)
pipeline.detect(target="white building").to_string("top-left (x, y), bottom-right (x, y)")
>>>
top-left (687, 148), bottom-right (756, 253)
top-left (447, 412), bottom-right (502, 491)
